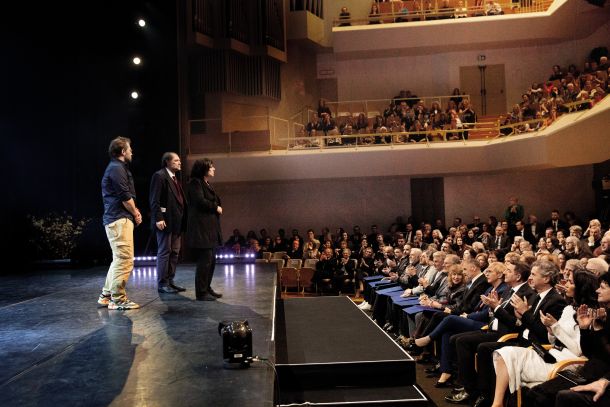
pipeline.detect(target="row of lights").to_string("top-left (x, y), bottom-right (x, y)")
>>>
top-left (216, 253), bottom-right (258, 259)
top-left (130, 19), bottom-right (147, 100)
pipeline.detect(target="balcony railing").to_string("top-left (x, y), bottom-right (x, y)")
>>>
top-left (333, 0), bottom-right (553, 27)
top-left (187, 98), bottom-right (599, 155)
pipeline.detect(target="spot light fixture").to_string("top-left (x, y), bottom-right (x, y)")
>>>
top-left (132, 56), bottom-right (141, 65)
top-left (131, 91), bottom-right (139, 99)
top-left (137, 19), bottom-right (146, 27)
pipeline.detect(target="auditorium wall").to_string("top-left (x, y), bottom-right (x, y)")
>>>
top-left (326, 20), bottom-right (610, 113)
top-left (444, 165), bottom-right (596, 227)
top-left (214, 165), bottom-right (595, 238)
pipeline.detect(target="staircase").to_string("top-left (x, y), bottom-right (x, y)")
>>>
top-left (468, 115), bottom-right (500, 139)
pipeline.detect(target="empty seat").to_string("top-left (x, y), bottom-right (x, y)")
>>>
top-left (297, 267), bottom-right (316, 294)
top-left (286, 258), bottom-right (302, 269)
top-left (280, 267), bottom-right (299, 292)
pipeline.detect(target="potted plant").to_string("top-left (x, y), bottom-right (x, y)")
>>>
top-left (28, 212), bottom-right (90, 266)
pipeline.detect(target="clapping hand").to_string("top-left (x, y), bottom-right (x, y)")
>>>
top-left (510, 294), bottom-right (530, 316)
top-left (576, 304), bottom-right (595, 329)
top-left (539, 311), bottom-right (557, 327)
top-left (596, 307), bottom-right (607, 322)
top-left (481, 290), bottom-right (501, 308)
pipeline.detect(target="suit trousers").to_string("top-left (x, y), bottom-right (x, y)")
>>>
top-left (193, 248), bottom-right (216, 298)
top-left (453, 330), bottom-right (502, 392)
top-left (156, 229), bottom-right (182, 287)
top-left (554, 388), bottom-right (610, 407)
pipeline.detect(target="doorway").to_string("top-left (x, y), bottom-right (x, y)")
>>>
top-left (460, 64), bottom-right (506, 116)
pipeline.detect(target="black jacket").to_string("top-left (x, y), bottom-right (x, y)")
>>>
top-left (492, 283), bottom-right (537, 335)
top-left (149, 168), bottom-right (187, 234)
top-left (454, 274), bottom-right (491, 315)
top-left (519, 288), bottom-right (567, 343)
top-left (185, 178), bottom-right (222, 249)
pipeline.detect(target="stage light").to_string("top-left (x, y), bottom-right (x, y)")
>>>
top-left (218, 321), bottom-right (253, 368)
top-left (132, 56), bottom-right (141, 65)
top-left (131, 91), bottom-right (139, 99)
top-left (137, 19), bottom-right (146, 27)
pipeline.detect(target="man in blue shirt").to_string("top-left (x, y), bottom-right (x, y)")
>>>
top-left (98, 137), bottom-right (142, 310)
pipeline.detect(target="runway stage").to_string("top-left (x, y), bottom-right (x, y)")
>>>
top-left (275, 296), bottom-right (428, 406)
top-left (1, 263), bottom-right (431, 406)
top-left (0, 263), bottom-right (276, 407)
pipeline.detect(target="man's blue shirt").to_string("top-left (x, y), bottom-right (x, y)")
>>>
top-left (101, 159), bottom-right (136, 226)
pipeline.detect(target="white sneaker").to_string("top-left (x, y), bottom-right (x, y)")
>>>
top-left (108, 299), bottom-right (140, 310)
top-left (97, 293), bottom-right (111, 306)
top-left (357, 301), bottom-right (368, 308)
top-left (360, 303), bottom-right (372, 311)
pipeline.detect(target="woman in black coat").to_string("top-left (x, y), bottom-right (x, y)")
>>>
top-left (186, 159), bottom-right (223, 301)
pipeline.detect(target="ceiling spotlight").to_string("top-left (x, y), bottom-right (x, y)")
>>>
top-left (131, 91), bottom-right (139, 99)
top-left (132, 57), bottom-right (141, 65)
top-left (137, 19), bottom-right (146, 27)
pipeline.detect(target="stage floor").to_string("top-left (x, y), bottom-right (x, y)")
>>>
top-left (0, 263), bottom-right (276, 407)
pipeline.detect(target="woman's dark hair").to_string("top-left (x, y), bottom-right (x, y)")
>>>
top-left (190, 158), bottom-right (213, 179)
top-left (573, 270), bottom-right (599, 308)
top-left (599, 271), bottom-right (610, 290)
top-left (546, 237), bottom-right (559, 249)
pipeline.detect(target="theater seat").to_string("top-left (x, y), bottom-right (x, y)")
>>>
top-left (280, 267), bottom-right (299, 292)
top-left (286, 258), bottom-right (303, 269)
top-left (298, 267), bottom-right (315, 294)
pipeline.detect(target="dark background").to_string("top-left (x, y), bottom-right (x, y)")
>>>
top-left (1, 1), bottom-right (179, 270)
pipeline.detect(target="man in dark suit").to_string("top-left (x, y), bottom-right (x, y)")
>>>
top-left (452, 260), bottom-right (566, 407)
top-left (525, 214), bottom-right (543, 245)
top-left (467, 216), bottom-right (483, 231)
top-left (150, 152), bottom-right (187, 294)
top-left (544, 209), bottom-right (568, 234)
top-left (491, 226), bottom-right (510, 258)
top-left (446, 261), bottom-right (536, 405)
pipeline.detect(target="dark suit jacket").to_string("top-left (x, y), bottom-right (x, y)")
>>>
top-left (185, 178), bottom-right (222, 249)
top-left (491, 235), bottom-right (511, 254)
top-left (149, 168), bottom-right (186, 234)
top-left (544, 219), bottom-right (568, 234)
top-left (453, 274), bottom-right (491, 315)
top-left (525, 222), bottom-right (543, 244)
top-left (492, 283), bottom-right (537, 335)
top-left (468, 283), bottom-right (509, 322)
top-left (519, 288), bottom-right (567, 343)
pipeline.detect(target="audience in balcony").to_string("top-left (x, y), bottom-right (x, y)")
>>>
top-left (338, 6), bottom-right (351, 27)
top-left (369, 3), bottom-right (381, 24)
top-left (484, 1), bottom-right (503, 15)
top-left (295, 55), bottom-right (607, 147)
top-left (317, 98), bottom-right (332, 118)
top-left (454, 1), bottom-right (468, 18)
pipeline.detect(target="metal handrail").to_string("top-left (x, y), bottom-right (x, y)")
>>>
top-left (187, 97), bottom-right (599, 153)
top-left (332, 0), bottom-right (554, 27)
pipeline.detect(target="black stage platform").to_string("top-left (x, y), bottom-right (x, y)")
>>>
top-left (275, 297), bottom-right (429, 406)
top-left (0, 263), bottom-right (276, 407)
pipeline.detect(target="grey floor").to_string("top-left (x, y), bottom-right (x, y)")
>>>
top-left (0, 262), bottom-right (277, 407)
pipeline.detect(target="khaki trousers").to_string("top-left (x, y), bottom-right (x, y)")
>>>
top-left (102, 218), bottom-right (134, 301)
